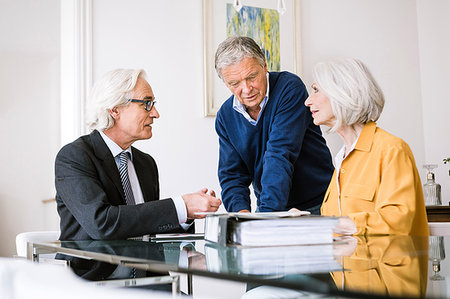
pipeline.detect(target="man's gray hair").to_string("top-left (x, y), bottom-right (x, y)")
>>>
top-left (215, 36), bottom-right (266, 79)
top-left (85, 69), bottom-right (147, 131)
top-left (312, 58), bottom-right (385, 132)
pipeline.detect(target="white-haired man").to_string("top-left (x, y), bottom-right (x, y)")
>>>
top-left (55, 69), bottom-right (221, 242)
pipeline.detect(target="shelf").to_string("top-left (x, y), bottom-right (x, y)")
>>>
top-left (427, 205), bottom-right (450, 222)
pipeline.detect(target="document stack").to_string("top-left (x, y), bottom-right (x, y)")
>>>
top-left (203, 211), bottom-right (340, 247)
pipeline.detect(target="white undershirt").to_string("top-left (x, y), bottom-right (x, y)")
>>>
top-left (334, 138), bottom-right (358, 216)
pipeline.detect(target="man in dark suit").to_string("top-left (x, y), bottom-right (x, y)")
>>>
top-left (55, 68), bottom-right (221, 242)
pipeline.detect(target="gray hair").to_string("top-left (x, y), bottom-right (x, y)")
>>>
top-left (312, 58), bottom-right (385, 132)
top-left (85, 69), bottom-right (147, 131)
top-left (215, 36), bottom-right (266, 79)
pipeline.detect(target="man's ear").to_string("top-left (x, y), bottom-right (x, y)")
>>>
top-left (109, 107), bottom-right (119, 119)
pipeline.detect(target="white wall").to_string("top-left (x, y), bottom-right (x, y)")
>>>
top-left (416, 0), bottom-right (450, 204)
top-left (0, 0), bottom-right (60, 257)
top-left (301, 0), bottom-right (426, 168)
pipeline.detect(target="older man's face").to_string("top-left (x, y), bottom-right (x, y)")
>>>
top-left (221, 57), bottom-right (268, 112)
top-left (114, 78), bottom-right (159, 146)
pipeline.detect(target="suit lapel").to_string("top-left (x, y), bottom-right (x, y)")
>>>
top-left (89, 130), bottom-right (126, 201)
top-left (132, 148), bottom-right (153, 202)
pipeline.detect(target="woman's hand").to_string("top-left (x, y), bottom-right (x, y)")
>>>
top-left (333, 217), bottom-right (357, 235)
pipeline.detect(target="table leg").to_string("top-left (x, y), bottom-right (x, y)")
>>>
top-left (187, 273), bottom-right (193, 295)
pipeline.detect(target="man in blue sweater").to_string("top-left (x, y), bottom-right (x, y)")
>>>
top-left (214, 36), bottom-right (333, 214)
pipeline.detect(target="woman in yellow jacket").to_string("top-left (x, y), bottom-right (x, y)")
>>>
top-left (304, 58), bottom-right (428, 236)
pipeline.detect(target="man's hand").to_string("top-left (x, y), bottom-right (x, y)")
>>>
top-left (238, 209), bottom-right (250, 213)
top-left (182, 188), bottom-right (222, 219)
top-left (288, 207), bottom-right (308, 216)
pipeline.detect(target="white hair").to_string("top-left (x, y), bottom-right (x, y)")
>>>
top-left (215, 36), bottom-right (266, 80)
top-left (85, 69), bottom-right (147, 131)
top-left (312, 58), bottom-right (385, 132)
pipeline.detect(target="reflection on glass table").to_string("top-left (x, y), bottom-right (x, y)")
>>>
top-left (427, 235), bottom-right (448, 298)
top-left (32, 235), bottom-right (433, 298)
top-left (330, 235), bottom-right (428, 298)
top-left (203, 240), bottom-right (347, 276)
top-left (429, 236), bottom-right (446, 281)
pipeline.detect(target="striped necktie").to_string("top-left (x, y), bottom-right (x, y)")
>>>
top-left (118, 151), bottom-right (135, 205)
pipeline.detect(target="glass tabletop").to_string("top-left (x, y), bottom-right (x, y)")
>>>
top-left (33, 234), bottom-right (443, 298)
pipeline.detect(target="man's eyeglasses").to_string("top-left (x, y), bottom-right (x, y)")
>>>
top-left (128, 99), bottom-right (156, 112)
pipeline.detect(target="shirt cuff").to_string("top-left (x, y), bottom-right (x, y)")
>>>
top-left (172, 195), bottom-right (188, 224)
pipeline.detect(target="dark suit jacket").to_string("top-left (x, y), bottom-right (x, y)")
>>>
top-left (55, 130), bottom-right (191, 241)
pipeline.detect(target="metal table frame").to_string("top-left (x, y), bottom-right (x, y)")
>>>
top-left (29, 241), bottom-right (182, 295)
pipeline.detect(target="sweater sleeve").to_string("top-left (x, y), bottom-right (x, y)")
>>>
top-left (258, 78), bottom-right (310, 211)
top-left (215, 111), bottom-right (253, 212)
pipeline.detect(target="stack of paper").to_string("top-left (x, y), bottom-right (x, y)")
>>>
top-left (231, 217), bottom-right (338, 246)
top-left (203, 212), bottom-right (340, 246)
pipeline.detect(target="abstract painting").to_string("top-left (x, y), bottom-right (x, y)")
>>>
top-left (226, 4), bottom-right (280, 71)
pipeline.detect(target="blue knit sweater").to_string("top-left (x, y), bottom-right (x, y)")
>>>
top-left (215, 71), bottom-right (334, 212)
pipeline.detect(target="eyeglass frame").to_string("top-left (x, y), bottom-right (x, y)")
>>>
top-left (128, 98), bottom-right (156, 112)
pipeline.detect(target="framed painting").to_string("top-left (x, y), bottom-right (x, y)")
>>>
top-left (202, 0), bottom-right (302, 116)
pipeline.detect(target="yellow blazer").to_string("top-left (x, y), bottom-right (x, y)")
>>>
top-left (321, 122), bottom-right (429, 235)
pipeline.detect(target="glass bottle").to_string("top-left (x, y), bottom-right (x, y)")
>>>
top-left (423, 164), bottom-right (442, 206)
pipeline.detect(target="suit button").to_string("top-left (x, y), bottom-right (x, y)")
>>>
top-left (341, 168), bottom-right (345, 174)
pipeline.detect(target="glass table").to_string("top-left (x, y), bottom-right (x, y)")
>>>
top-left (30, 234), bottom-right (446, 298)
